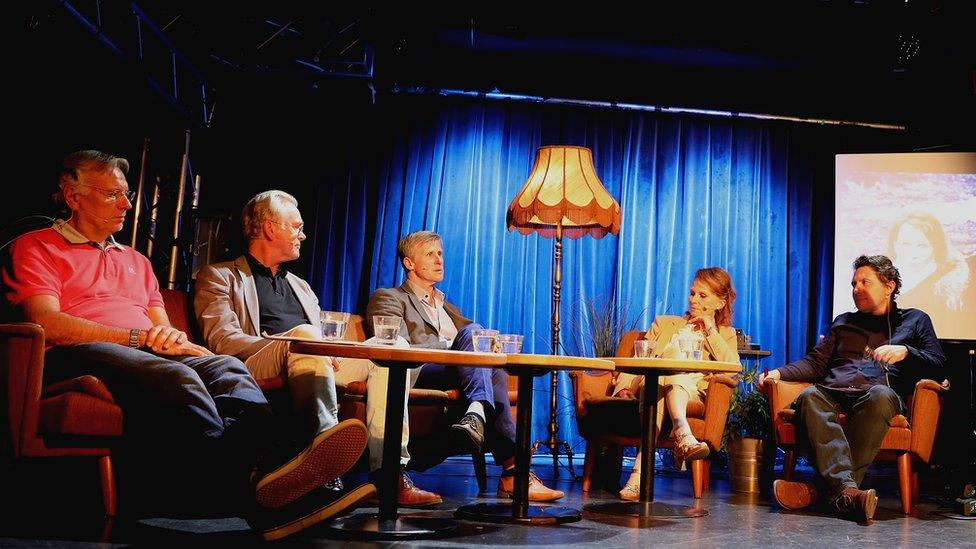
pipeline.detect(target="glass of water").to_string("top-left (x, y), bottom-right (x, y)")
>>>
top-left (372, 315), bottom-right (403, 344)
top-left (633, 339), bottom-right (656, 358)
top-left (498, 334), bottom-right (524, 354)
top-left (320, 311), bottom-right (350, 340)
top-left (472, 329), bottom-right (500, 353)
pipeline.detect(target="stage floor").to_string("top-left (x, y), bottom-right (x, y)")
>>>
top-left (2, 456), bottom-right (972, 547)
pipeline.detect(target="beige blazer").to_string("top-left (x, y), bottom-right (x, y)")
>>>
top-left (194, 255), bottom-right (320, 360)
top-left (614, 315), bottom-right (740, 395)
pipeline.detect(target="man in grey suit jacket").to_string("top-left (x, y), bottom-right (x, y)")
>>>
top-left (366, 230), bottom-right (564, 502)
top-left (195, 190), bottom-right (441, 506)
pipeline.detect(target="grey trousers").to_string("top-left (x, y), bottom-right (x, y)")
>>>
top-left (792, 384), bottom-right (903, 497)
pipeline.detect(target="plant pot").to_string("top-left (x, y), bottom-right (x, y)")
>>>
top-left (729, 437), bottom-right (765, 493)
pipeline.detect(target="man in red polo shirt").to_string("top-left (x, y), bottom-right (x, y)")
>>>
top-left (2, 150), bottom-right (374, 540)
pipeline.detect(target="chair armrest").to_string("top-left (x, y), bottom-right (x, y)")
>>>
top-left (701, 373), bottom-right (736, 451)
top-left (762, 378), bottom-right (811, 417)
top-left (1, 322), bottom-right (46, 458)
top-left (568, 370), bottom-right (613, 420)
top-left (41, 375), bottom-right (115, 403)
top-left (908, 378), bottom-right (948, 463)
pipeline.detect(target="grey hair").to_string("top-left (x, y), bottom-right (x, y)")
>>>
top-left (56, 150), bottom-right (129, 204)
top-left (241, 190), bottom-right (298, 239)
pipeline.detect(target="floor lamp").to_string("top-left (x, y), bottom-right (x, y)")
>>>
top-left (506, 145), bottom-right (621, 478)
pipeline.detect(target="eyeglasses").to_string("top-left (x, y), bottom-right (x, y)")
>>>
top-left (273, 220), bottom-right (305, 235)
top-left (78, 184), bottom-right (136, 203)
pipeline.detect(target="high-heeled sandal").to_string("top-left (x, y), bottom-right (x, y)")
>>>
top-left (619, 475), bottom-right (640, 501)
top-left (673, 431), bottom-right (709, 463)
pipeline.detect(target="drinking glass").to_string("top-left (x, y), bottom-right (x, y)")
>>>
top-left (498, 334), bottom-right (524, 354)
top-left (372, 316), bottom-right (403, 344)
top-left (472, 329), bottom-right (500, 353)
top-left (633, 339), bottom-right (656, 358)
top-left (320, 311), bottom-right (350, 340)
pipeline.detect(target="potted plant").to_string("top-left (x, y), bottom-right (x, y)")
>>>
top-left (723, 366), bottom-right (772, 493)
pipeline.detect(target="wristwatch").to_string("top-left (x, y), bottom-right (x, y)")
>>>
top-left (128, 329), bottom-right (142, 348)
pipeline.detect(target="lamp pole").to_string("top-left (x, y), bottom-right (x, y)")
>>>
top-left (532, 222), bottom-right (578, 479)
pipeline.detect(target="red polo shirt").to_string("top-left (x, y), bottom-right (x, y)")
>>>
top-left (4, 220), bottom-right (162, 330)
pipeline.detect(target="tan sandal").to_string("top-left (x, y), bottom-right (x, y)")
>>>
top-left (673, 431), bottom-right (709, 463)
top-left (619, 474), bottom-right (640, 501)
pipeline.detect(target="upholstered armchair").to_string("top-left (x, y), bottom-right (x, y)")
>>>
top-left (569, 330), bottom-right (737, 498)
top-left (161, 288), bottom-right (493, 493)
top-left (763, 376), bottom-right (947, 514)
top-left (1, 322), bottom-right (123, 516)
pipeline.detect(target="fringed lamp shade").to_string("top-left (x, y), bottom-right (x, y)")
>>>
top-left (506, 146), bottom-right (621, 239)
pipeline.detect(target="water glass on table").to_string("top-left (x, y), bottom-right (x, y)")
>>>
top-left (633, 339), bottom-right (656, 358)
top-left (498, 334), bottom-right (524, 354)
top-left (675, 331), bottom-right (704, 360)
top-left (373, 315), bottom-right (403, 344)
top-left (320, 311), bottom-right (350, 340)
top-left (472, 329), bottom-right (500, 353)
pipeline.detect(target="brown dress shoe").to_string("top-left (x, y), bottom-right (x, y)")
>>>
top-left (831, 487), bottom-right (878, 521)
top-left (497, 470), bottom-right (565, 502)
top-left (369, 469), bottom-right (443, 507)
top-left (396, 471), bottom-right (443, 507)
top-left (773, 479), bottom-right (818, 510)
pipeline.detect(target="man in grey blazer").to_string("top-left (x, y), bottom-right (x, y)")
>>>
top-left (195, 190), bottom-right (441, 507)
top-left (366, 230), bottom-right (564, 501)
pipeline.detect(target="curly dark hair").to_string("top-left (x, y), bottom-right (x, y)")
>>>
top-left (853, 254), bottom-right (902, 298)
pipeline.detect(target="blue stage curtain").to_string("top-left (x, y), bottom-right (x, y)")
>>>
top-left (308, 95), bottom-right (831, 457)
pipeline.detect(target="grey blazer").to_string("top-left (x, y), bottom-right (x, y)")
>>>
top-left (194, 255), bottom-right (320, 360)
top-left (365, 281), bottom-right (472, 350)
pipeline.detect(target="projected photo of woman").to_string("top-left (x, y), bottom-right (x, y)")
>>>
top-left (887, 212), bottom-right (976, 338)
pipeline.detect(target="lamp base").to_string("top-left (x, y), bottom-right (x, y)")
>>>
top-left (531, 438), bottom-right (578, 480)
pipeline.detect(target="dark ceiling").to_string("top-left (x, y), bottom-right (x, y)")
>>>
top-left (26, 1), bottom-right (976, 140)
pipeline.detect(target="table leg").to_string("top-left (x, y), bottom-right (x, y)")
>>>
top-left (455, 370), bottom-right (581, 525)
top-left (327, 363), bottom-right (458, 538)
top-left (584, 372), bottom-right (708, 518)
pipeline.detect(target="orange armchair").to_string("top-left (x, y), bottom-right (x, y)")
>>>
top-left (1, 322), bottom-right (123, 516)
top-left (763, 377), bottom-right (947, 514)
top-left (569, 330), bottom-right (737, 498)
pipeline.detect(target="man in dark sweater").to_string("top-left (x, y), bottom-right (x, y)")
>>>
top-left (761, 255), bottom-right (946, 521)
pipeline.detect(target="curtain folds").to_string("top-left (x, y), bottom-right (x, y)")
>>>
top-left (309, 96), bottom-right (831, 454)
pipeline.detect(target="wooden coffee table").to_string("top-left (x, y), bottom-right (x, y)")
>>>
top-left (583, 356), bottom-right (741, 519)
top-left (287, 339), bottom-right (506, 539)
top-left (454, 353), bottom-right (615, 525)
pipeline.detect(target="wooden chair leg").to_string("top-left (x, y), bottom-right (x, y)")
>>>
top-left (582, 443), bottom-right (596, 492)
top-left (783, 449), bottom-right (796, 481)
top-left (896, 452), bottom-right (913, 514)
top-left (702, 459), bottom-right (711, 492)
top-left (98, 455), bottom-right (116, 517)
top-left (473, 450), bottom-right (487, 495)
top-left (691, 459), bottom-right (705, 498)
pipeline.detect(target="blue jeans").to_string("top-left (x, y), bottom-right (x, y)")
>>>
top-left (414, 323), bottom-right (517, 464)
top-left (792, 384), bottom-right (903, 497)
top-left (45, 343), bottom-right (272, 461)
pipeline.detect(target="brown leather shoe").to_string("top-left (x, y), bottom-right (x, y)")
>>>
top-left (396, 471), bottom-right (443, 507)
top-left (773, 479), bottom-right (818, 510)
top-left (830, 487), bottom-right (878, 521)
top-left (497, 470), bottom-right (564, 502)
top-left (369, 469), bottom-right (443, 507)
